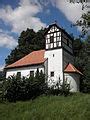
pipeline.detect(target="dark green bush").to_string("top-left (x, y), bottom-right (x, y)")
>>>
top-left (2, 70), bottom-right (71, 102)
top-left (47, 78), bottom-right (70, 96)
top-left (3, 71), bottom-right (47, 102)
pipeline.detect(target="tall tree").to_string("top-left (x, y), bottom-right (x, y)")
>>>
top-left (68, 0), bottom-right (89, 37)
top-left (5, 28), bottom-right (45, 65)
top-left (73, 36), bottom-right (90, 92)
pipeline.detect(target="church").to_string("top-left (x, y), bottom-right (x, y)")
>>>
top-left (5, 23), bottom-right (82, 92)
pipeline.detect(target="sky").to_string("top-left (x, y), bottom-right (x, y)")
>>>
top-left (0, 0), bottom-right (86, 70)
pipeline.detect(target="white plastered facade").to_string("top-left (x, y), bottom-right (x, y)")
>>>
top-left (6, 65), bottom-right (44, 78)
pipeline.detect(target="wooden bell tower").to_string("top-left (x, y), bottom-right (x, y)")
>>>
top-left (44, 23), bottom-right (74, 85)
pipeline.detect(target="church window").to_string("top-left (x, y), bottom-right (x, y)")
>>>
top-left (56, 41), bottom-right (59, 47)
top-left (50, 71), bottom-right (54, 77)
top-left (30, 71), bottom-right (34, 77)
top-left (50, 36), bottom-right (54, 43)
top-left (40, 70), bottom-right (43, 74)
top-left (17, 72), bottom-right (21, 78)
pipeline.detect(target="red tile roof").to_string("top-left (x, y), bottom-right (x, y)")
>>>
top-left (64, 63), bottom-right (83, 75)
top-left (6, 50), bottom-right (46, 68)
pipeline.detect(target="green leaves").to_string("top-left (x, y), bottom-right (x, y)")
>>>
top-left (5, 28), bottom-right (45, 65)
top-left (2, 71), bottom-right (46, 102)
top-left (74, 36), bottom-right (90, 92)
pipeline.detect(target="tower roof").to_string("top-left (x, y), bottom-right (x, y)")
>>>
top-left (64, 63), bottom-right (83, 75)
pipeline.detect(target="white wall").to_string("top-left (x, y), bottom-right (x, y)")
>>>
top-left (44, 49), bottom-right (63, 86)
top-left (64, 73), bottom-right (80, 92)
top-left (6, 65), bottom-right (44, 78)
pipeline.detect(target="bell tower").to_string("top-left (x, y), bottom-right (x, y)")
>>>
top-left (44, 23), bottom-right (74, 85)
top-left (45, 24), bottom-right (61, 50)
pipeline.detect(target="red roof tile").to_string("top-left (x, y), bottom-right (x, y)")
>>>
top-left (64, 63), bottom-right (83, 75)
top-left (6, 50), bottom-right (46, 68)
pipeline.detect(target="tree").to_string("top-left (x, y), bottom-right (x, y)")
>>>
top-left (73, 36), bottom-right (90, 92)
top-left (0, 70), bottom-right (5, 81)
top-left (75, 12), bottom-right (89, 37)
top-left (82, 36), bottom-right (90, 92)
top-left (68, 0), bottom-right (89, 92)
top-left (68, 0), bottom-right (89, 37)
top-left (5, 28), bottom-right (45, 65)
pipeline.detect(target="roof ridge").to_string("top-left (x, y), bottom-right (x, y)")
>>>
top-left (71, 63), bottom-right (83, 75)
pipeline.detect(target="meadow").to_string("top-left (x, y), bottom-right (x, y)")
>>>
top-left (0, 93), bottom-right (90, 120)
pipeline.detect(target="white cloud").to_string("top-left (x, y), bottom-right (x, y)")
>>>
top-left (0, 0), bottom-right (46, 33)
top-left (0, 30), bottom-right (18, 49)
top-left (0, 0), bottom-right (85, 34)
top-left (0, 0), bottom-right (87, 34)
top-left (0, 64), bottom-right (5, 71)
top-left (50, 0), bottom-right (87, 24)
top-left (0, 29), bottom-right (3, 33)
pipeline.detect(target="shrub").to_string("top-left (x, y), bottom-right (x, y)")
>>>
top-left (3, 71), bottom-right (47, 102)
top-left (82, 79), bottom-right (90, 93)
top-left (47, 78), bottom-right (70, 96)
top-left (2, 71), bottom-right (71, 102)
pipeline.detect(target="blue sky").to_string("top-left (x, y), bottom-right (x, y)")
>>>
top-left (0, 0), bottom-right (84, 70)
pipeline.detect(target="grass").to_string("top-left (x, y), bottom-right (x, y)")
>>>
top-left (0, 93), bottom-right (90, 120)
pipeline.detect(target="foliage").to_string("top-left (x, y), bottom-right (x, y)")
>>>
top-left (0, 94), bottom-right (90, 120)
top-left (0, 70), bottom-right (6, 101)
top-left (68, 0), bottom-right (89, 37)
top-left (74, 12), bottom-right (89, 37)
top-left (47, 78), bottom-right (70, 96)
top-left (0, 71), bottom-right (5, 81)
top-left (5, 28), bottom-right (46, 65)
top-left (73, 36), bottom-right (90, 93)
top-left (1, 69), bottom-right (72, 102)
top-left (2, 70), bottom-right (47, 102)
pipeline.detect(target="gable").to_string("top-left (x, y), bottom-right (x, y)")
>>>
top-left (45, 24), bottom-right (62, 49)
top-left (45, 23), bottom-right (61, 35)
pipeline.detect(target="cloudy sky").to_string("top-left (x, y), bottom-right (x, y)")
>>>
top-left (0, 0), bottom-right (85, 70)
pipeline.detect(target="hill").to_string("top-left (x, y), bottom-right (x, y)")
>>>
top-left (0, 93), bottom-right (90, 120)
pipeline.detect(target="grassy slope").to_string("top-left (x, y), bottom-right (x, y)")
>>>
top-left (0, 93), bottom-right (90, 120)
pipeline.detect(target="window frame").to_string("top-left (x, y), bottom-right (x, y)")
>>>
top-left (50, 71), bottom-right (54, 77)
top-left (17, 72), bottom-right (21, 78)
top-left (30, 71), bottom-right (34, 77)
top-left (50, 36), bottom-right (54, 43)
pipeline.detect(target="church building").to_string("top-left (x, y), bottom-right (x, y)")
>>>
top-left (5, 23), bottom-right (82, 92)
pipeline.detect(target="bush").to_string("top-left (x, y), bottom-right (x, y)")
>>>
top-left (46, 78), bottom-right (70, 96)
top-left (2, 70), bottom-right (71, 102)
top-left (3, 71), bottom-right (47, 102)
top-left (82, 80), bottom-right (90, 93)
